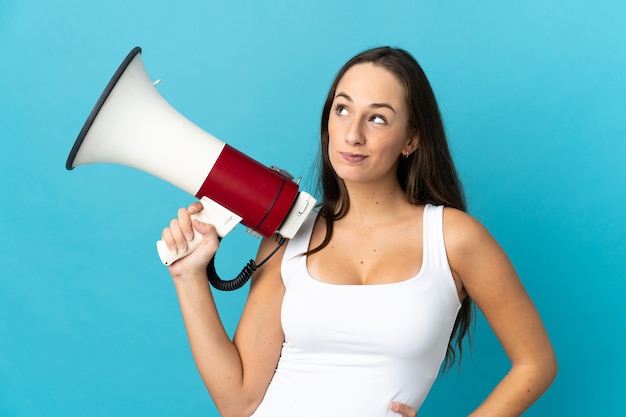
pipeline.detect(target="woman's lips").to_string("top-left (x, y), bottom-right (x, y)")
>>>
top-left (340, 152), bottom-right (367, 163)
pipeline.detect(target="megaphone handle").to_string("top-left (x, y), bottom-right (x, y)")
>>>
top-left (156, 197), bottom-right (242, 266)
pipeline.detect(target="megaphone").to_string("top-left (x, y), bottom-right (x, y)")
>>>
top-left (66, 47), bottom-right (316, 290)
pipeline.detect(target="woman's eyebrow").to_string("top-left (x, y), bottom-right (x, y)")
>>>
top-left (334, 92), bottom-right (353, 102)
top-left (371, 102), bottom-right (396, 114)
top-left (334, 92), bottom-right (396, 114)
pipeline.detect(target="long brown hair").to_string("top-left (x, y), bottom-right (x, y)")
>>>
top-left (311, 46), bottom-right (473, 370)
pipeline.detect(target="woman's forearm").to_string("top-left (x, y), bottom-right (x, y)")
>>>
top-left (172, 272), bottom-right (256, 417)
top-left (468, 359), bottom-right (557, 417)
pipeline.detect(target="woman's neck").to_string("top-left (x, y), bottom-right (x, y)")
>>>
top-left (340, 180), bottom-right (412, 227)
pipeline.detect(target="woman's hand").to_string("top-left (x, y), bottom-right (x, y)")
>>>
top-left (161, 202), bottom-right (220, 278)
top-left (390, 402), bottom-right (417, 417)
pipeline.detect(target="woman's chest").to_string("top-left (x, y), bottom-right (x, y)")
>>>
top-left (307, 223), bottom-right (423, 285)
top-left (280, 275), bottom-right (454, 360)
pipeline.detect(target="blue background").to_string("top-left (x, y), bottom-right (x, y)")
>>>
top-left (1, 0), bottom-right (624, 415)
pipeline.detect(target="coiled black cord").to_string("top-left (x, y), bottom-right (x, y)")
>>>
top-left (206, 236), bottom-right (287, 291)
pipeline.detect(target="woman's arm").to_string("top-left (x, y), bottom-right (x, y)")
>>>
top-left (443, 208), bottom-right (557, 417)
top-left (163, 202), bottom-right (285, 417)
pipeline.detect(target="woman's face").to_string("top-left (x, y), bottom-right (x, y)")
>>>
top-left (327, 63), bottom-right (417, 187)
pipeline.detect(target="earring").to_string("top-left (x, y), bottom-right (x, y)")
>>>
top-left (402, 152), bottom-right (409, 159)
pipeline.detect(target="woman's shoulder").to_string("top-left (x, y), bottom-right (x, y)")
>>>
top-left (441, 206), bottom-right (493, 256)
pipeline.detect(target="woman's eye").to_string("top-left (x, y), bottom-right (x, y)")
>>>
top-left (371, 115), bottom-right (386, 124)
top-left (335, 104), bottom-right (349, 116)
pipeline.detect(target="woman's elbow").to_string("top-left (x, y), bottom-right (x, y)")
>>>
top-left (213, 394), bottom-right (262, 417)
top-left (544, 351), bottom-right (558, 387)
top-left (531, 347), bottom-right (558, 393)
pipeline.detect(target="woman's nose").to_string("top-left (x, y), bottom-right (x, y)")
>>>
top-left (344, 118), bottom-right (365, 145)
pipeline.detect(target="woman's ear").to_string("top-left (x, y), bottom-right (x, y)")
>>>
top-left (403, 131), bottom-right (420, 156)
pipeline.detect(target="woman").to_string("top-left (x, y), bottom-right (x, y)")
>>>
top-left (161, 46), bottom-right (557, 417)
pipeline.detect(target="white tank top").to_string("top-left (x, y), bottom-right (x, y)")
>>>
top-left (250, 204), bottom-right (461, 417)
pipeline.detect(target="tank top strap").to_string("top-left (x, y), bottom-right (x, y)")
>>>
top-left (281, 210), bottom-right (318, 285)
top-left (422, 204), bottom-right (453, 278)
top-left (284, 210), bottom-right (317, 257)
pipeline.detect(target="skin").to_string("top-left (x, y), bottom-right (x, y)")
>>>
top-left (162, 63), bottom-right (556, 417)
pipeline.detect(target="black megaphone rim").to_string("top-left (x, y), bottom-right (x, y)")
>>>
top-left (66, 46), bottom-right (143, 170)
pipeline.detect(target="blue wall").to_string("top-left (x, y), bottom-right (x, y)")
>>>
top-left (1, 1), bottom-right (624, 415)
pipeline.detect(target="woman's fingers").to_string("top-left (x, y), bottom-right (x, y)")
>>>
top-left (162, 206), bottom-right (196, 253)
top-left (389, 402), bottom-right (417, 417)
top-left (161, 225), bottom-right (176, 254)
top-left (187, 201), bottom-right (204, 215)
top-left (177, 207), bottom-right (194, 243)
top-left (193, 220), bottom-right (220, 252)
top-left (161, 202), bottom-right (221, 274)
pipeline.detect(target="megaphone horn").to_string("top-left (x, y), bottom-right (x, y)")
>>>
top-left (67, 47), bottom-right (316, 290)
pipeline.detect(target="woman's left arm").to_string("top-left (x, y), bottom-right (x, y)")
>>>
top-left (444, 208), bottom-right (557, 417)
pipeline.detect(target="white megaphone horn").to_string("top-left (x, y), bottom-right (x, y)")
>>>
top-left (66, 47), bottom-right (316, 290)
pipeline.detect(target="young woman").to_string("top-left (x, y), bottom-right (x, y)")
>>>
top-left (161, 47), bottom-right (557, 417)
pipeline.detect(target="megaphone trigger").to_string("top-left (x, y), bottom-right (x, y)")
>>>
top-left (156, 197), bottom-right (242, 266)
